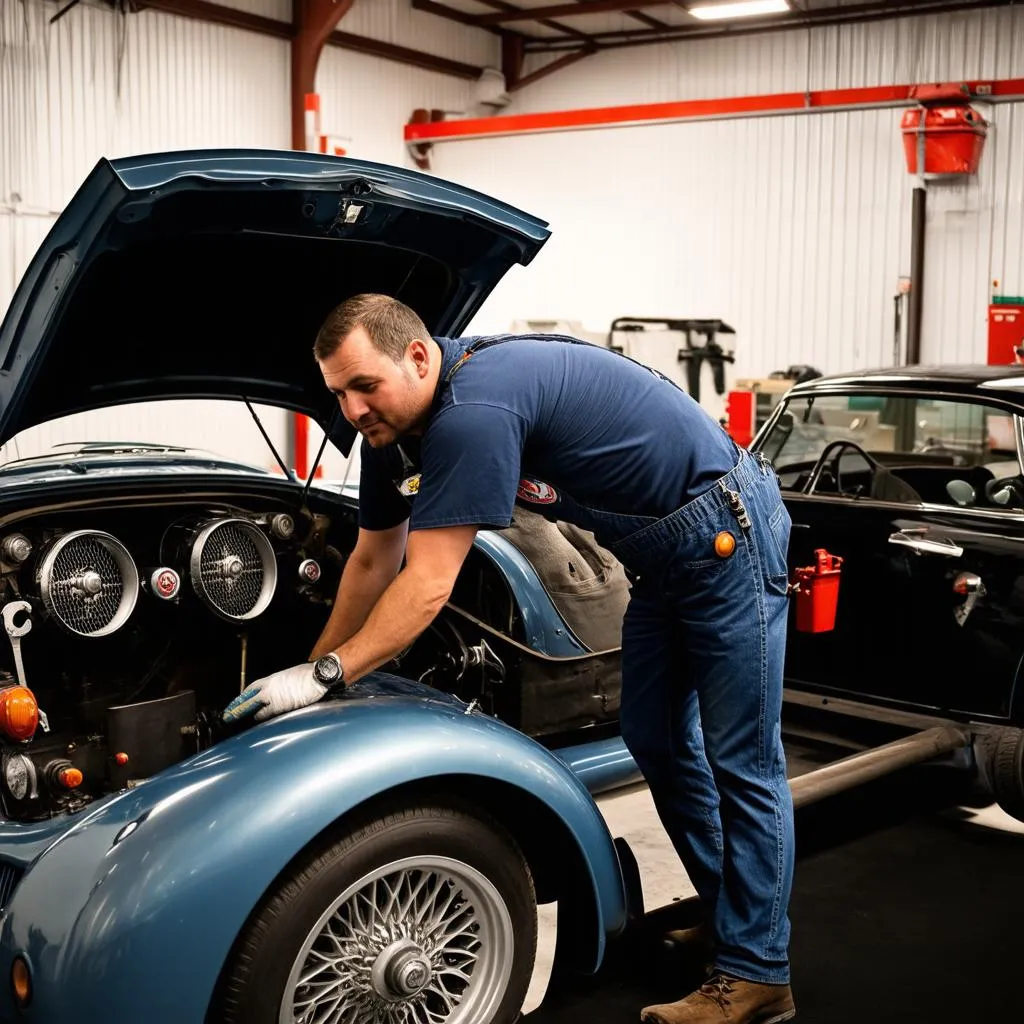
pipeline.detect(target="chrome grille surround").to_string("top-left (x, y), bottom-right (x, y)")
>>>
top-left (38, 530), bottom-right (139, 637)
top-left (189, 518), bottom-right (277, 621)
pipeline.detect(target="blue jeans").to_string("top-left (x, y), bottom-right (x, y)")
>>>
top-left (612, 450), bottom-right (795, 985)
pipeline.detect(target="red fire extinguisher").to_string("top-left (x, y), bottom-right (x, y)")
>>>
top-left (791, 549), bottom-right (843, 633)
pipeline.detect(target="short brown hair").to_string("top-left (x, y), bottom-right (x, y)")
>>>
top-left (314, 294), bottom-right (430, 362)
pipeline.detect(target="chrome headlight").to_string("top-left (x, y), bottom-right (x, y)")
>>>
top-left (37, 530), bottom-right (139, 637)
top-left (189, 518), bottom-right (277, 621)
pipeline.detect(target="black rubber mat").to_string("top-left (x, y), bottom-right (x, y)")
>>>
top-left (527, 767), bottom-right (1022, 1023)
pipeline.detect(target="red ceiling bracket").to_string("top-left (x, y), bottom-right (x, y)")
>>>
top-left (406, 108), bottom-right (448, 170)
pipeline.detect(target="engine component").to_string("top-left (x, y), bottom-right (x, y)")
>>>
top-left (270, 513), bottom-right (296, 540)
top-left (1, 534), bottom-right (32, 565)
top-left (37, 530), bottom-right (139, 637)
top-left (298, 558), bottom-right (321, 584)
top-left (149, 567), bottom-right (181, 601)
top-left (189, 518), bottom-right (277, 621)
top-left (107, 690), bottom-right (197, 789)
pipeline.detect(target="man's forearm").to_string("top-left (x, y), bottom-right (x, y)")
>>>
top-left (334, 566), bottom-right (449, 683)
top-left (309, 556), bottom-right (397, 661)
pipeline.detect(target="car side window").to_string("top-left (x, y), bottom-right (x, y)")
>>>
top-left (759, 394), bottom-right (1024, 510)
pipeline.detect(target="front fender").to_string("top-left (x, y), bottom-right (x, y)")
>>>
top-left (0, 675), bottom-right (626, 1023)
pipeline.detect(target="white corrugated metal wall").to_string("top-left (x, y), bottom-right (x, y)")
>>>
top-left (4, 2), bottom-right (1023, 465)
top-left (0, 0), bottom-right (293, 466)
top-left (440, 6), bottom-right (1024, 376)
top-left (0, 0), bottom-right (495, 477)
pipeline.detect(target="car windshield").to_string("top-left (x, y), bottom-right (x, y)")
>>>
top-left (759, 392), bottom-right (1023, 499)
top-left (0, 399), bottom-right (356, 483)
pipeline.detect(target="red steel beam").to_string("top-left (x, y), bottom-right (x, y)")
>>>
top-left (290, 0), bottom-right (355, 479)
top-left (509, 47), bottom-right (597, 92)
top-left (475, 0), bottom-right (990, 25)
top-left (328, 30), bottom-right (482, 78)
top-left (291, 0), bottom-right (354, 150)
top-left (404, 77), bottom-right (1024, 143)
top-left (139, 0), bottom-right (290, 36)
top-left (475, 0), bottom-right (668, 24)
top-left (525, 0), bottom-right (1015, 48)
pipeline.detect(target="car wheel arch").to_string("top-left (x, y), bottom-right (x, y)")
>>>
top-left (204, 771), bottom-right (613, 1022)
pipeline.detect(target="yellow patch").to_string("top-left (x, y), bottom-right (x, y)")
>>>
top-left (714, 531), bottom-right (736, 558)
top-left (399, 474), bottom-right (421, 497)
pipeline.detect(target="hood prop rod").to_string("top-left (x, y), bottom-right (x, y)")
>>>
top-left (301, 408), bottom-right (339, 506)
top-left (243, 397), bottom-right (292, 480)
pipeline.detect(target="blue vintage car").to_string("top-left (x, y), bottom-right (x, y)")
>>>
top-left (0, 151), bottom-right (644, 1023)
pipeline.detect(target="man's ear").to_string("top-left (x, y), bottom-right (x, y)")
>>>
top-left (407, 338), bottom-right (431, 379)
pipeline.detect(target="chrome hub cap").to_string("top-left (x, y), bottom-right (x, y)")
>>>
top-left (281, 855), bottom-right (514, 1024)
top-left (372, 939), bottom-right (432, 1000)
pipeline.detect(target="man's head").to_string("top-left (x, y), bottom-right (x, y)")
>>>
top-left (314, 294), bottom-right (440, 446)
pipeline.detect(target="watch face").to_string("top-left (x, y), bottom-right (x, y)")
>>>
top-left (315, 655), bottom-right (341, 684)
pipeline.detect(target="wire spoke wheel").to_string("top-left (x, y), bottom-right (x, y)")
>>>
top-left (281, 855), bottom-right (514, 1024)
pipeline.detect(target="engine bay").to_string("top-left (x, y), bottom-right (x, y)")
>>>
top-left (0, 489), bottom-right (354, 821)
top-left (0, 481), bottom-right (628, 822)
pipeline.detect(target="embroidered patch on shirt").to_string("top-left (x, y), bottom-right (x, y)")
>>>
top-left (398, 474), bottom-right (421, 497)
top-left (517, 478), bottom-right (558, 505)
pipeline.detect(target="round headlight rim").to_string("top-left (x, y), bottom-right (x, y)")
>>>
top-left (36, 529), bottom-right (139, 638)
top-left (188, 517), bottom-right (278, 622)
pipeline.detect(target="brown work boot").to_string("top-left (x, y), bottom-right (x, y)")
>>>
top-left (641, 972), bottom-right (795, 1023)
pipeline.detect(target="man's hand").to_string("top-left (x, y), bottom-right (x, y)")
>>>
top-left (222, 663), bottom-right (328, 723)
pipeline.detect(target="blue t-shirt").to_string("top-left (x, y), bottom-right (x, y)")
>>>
top-left (358, 334), bottom-right (737, 538)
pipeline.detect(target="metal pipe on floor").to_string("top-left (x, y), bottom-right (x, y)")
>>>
top-left (790, 726), bottom-right (971, 810)
top-left (557, 736), bottom-right (644, 795)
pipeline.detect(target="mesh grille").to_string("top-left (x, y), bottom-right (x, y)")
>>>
top-left (0, 863), bottom-right (23, 913)
top-left (193, 521), bottom-right (274, 620)
top-left (41, 533), bottom-right (137, 636)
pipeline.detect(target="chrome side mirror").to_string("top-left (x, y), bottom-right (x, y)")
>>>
top-left (945, 479), bottom-right (976, 507)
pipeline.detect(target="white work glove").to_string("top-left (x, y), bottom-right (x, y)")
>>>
top-left (222, 663), bottom-right (327, 724)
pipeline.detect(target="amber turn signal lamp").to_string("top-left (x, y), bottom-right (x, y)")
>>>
top-left (0, 687), bottom-right (39, 742)
top-left (56, 766), bottom-right (83, 789)
top-left (11, 955), bottom-right (31, 1007)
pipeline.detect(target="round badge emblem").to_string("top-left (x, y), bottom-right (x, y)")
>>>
top-left (516, 478), bottom-right (558, 505)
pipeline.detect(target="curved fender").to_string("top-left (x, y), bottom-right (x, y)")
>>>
top-left (0, 675), bottom-right (626, 1023)
top-left (473, 530), bottom-right (589, 656)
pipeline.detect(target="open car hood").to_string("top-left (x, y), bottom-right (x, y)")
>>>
top-left (0, 150), bottom-right (550, 454)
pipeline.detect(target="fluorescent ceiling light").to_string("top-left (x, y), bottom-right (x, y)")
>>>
top-left (688, 0), bottom-right (790, 20)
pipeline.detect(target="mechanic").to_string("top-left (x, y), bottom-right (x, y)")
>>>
top-left (222, 293), bottom-right (796, 1024)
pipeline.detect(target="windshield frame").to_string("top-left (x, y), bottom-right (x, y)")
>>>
top-left (752, 385), bottom-right (1024, 501)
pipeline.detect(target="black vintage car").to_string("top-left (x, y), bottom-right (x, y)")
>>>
top-left (750, 364), bottom-right (1024, 819)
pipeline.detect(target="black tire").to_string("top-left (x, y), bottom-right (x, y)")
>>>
top-left (992, 727), bottom-right (1024, 823)
top-left (215, 802), bottom-right (537, 1024)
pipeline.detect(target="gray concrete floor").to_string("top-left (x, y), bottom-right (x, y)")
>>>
top-left (523, 784), bottom-right (1024, 1015)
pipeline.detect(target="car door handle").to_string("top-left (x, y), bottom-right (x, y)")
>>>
top-left (887, 530), bottom-right (964, 558)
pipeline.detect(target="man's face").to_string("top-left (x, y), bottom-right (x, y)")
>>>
top-left (319, 325), bottom-right (432, 447)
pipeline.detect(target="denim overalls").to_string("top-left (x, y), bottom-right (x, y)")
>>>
top-left (399, 334), bottom-right (795, 985)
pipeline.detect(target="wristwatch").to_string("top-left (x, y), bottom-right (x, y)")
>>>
top-left (312, 652), bottom-right (345, 690)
